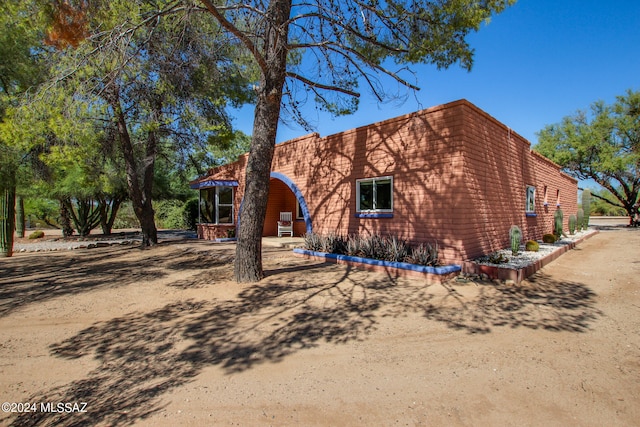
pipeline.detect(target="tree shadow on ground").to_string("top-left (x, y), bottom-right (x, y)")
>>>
top-left (421, 273), bottom-right (602, 334)
top-left (0, 247), bottom-right (167, 317)
top-left (8, 249), bottom-right (601, 426)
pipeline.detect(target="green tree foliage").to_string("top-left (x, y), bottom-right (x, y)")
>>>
top-left (589, 188), bottom-right (628, 216)
top-left (5, 0), bottom-right (254, 243)
top-left (0, 0), bottom-right (48, 255)
top-left (536, 90), bottom-right (640, 225)
top-left (198, 0), bottom-right (515, 281)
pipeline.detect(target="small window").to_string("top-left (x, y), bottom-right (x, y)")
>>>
top-left (356, 176), bottom-right (393, 212)
top-left (526, 186), bottom-right (536, 213)
top-left (296, 201), bottom-right (304, 220)
top-left (199, 186), bottom-right (234, 224)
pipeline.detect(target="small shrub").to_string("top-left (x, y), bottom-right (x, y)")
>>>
top-left (408, 242), bottom-right (439, 266)
top-left (303, 232), bottom-right (323, 251)
top-left (542, 233), bottom-right (557, 243)
top-left (381, 235), bottom-right (409, 262)
top-left (345, 234), bottom-right (362, 256)
top-left (360, 234), bottom-right (385, 259)
top-left (525, 240), bottom-right (540, 252)
top-left (320, 233), bottom-right (346, 254)
top-left (487, 252), bottom-right (509, 264)
top-left (28, 230), bottom-right (45, 239)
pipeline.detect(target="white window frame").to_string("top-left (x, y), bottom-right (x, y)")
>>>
top-left (356, 176), bottom-right (394, 213)
top-left (199, 186), bottom-right (234, 224)
top-left (525, 185), bottom-right (536, 213)
top-left (215, 186), bottom-right (234, 224)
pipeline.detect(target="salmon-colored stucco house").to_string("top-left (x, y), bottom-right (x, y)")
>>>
top-left (190, 99), bottom-right (578, 265)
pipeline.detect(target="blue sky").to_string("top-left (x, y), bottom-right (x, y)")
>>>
top-left (231, 0), bottom-right (639, 148)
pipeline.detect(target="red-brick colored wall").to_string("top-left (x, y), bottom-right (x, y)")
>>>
top-left (192, 100), bottom-right (578, 264)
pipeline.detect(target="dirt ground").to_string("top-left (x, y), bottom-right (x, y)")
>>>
top-left (1, 221), bottom-right (639, 427)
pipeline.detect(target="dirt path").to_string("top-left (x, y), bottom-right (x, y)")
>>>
top-left (0, 225), bottom-right (638, 426)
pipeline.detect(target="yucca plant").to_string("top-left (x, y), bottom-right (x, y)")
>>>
top-left (383, 235), bottom-right (409, 262)
top-left (345, 234), bottom-right (362, 256)
top-left (408, 242), bottom-right (439, 266)
top-left (303, 232), bottom-right (322, 251)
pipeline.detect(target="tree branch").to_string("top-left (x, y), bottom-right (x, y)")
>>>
top-left (198, 0), bottom-right (268, 73)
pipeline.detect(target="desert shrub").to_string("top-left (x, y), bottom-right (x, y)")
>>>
top-left (28, 230), bottom-right (45, 239)
top-left (320, 233), bottom-right (347, 254)
top-left (408, 242), bottom-right (439, 266)
top-left (359, 234), bottom-right (386, 259)
top-left (487, 252), bottom-right (509, 264)
top-left (382, 235), bottom-right (409, 262)
top-left (542, 233), bottom-right (557, 243)
top-left (303, 232), bottom-right (439, 266)
top-left (303, 232), bottom-right (323, 252)
top-left (525, 240), bottom-right (540, 252)
top-left (345, 234), bottom-right (362, 256)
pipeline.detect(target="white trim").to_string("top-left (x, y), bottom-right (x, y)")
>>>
top-left (356, 176), bottom-right (394, 213)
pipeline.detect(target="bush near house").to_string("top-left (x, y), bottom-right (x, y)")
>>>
top-left (303, 232), bottom-right (439, 267)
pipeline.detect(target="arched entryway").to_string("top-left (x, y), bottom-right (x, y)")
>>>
top-left (262, 172), bottom-right (312, 237)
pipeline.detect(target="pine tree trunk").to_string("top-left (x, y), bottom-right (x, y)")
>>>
top-left (234, 0), bottom-right (291, 282)
top-left (15, 195), bottom-right (25, 238)
top-left (107, 86), bottom-right (158, 246)
top-left (0, 186), bottom-right (16, 257)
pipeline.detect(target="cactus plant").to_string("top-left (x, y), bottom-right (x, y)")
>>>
top-left (543, 233), bottom-right (557, 243)
top-left (509, 225), bottom-right (522, 256)
top-left (15, 195), bottom-right (25, 238)
top-left (576, 208), bottom-right (584, 232)
top-left (553, 208), bottom-right (564, 238)
top-left (0, 187), bottom-right (16, 257)
top-left (568, 214), bottom-right (577, 235)
top-left (525, 240), bottom-right (540, 252)
top-left (581, 189), bottom-right (591, 229)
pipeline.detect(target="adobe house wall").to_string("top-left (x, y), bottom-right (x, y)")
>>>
top-left (455, 102), bottom-right (578, 261)
top-left (193, 99), bottom-right (577, 265)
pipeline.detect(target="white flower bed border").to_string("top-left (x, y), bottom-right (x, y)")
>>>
top-left (475, 229), bottom-right (596, 269)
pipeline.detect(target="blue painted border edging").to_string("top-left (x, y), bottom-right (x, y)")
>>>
top-left (214, 237), bottom-right (237, 243)
top-left (354, 213), bottom-right (393, 219)
top-left (293, 248), bottom-right (461, 275)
